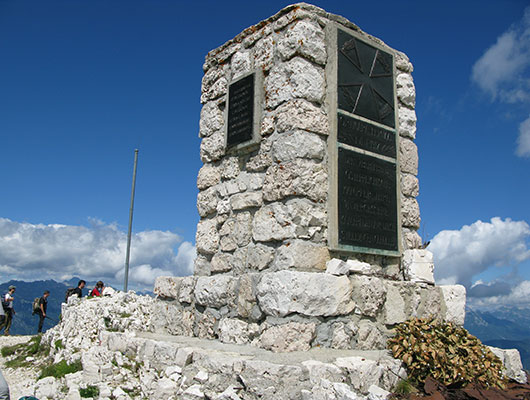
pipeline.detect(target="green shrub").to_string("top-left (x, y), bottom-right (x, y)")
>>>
top-left (79, 385), bottom-right (99, 398)
top-left (2, 336), bottom-right (50, 368)
top-left (39, 359), bottom-right (83, 380)
top-left (388, 317), bottom-right (506, 388)
top-left (54, 339), bottom-right (64, 350)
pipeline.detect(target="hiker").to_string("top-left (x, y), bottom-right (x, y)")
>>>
top-left (90, 281), bottom-right (104, 297)
top-left (0, 368), bottom-right (9, 400)
top-left (73, 280), bottom-right (86, 298)
top-left (36, 290), bottom-right (50, 333)
top-left (0, 286), bottom-right (16, 336)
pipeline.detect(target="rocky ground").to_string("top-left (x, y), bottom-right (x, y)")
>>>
top-left (0, 291), bottom-right (527, 400)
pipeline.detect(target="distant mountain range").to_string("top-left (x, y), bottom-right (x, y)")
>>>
top-left (0, 279), bottom-right (153, 336)
top-left (464, 305), bottom-right (530, 370)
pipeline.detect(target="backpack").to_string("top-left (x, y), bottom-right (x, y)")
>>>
top-left (32, 297), bottom-right (41, 314)
top-left (65, 288), bottom-right (77, 303)
top-left (1, 294), bottom-right (9, 311)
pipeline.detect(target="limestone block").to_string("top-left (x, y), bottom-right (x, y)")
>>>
top-left (246, 152), bottom-right (272, 172)
top-left (402, 228), bottom-right (422, 250)
top-left (196, 218), bottom-right (219, 255)
top-left (35, 377), bottom-right (58, 399)
top-left (335, 356), bottom-right (382, 394)
top-left (154, 377), bottom-right (179, 399)
top-left (273, 240), bottom-right (330, 271)
top-left (211, 253), bottom-right (233, 273)
top-left (401, 173), bottom-right (419, 197)
top-left (196, 311), bottom-right (217, 339)
top-left (263, 159), bottom-right (327, 202)
top-left (401, 197), bottom-right (421, 229)
top-left (271, 130), bottom-right (326, 162)
top-left (197, 186), bottom-right (218, 217)
top-left (330, 322), bottom-right (354, 350)
top-left (277, 20), bottom-right (326, 65)
top-left (488, 347), bottom-right (527, 384)
top-left (197, 164), bottom-right (221, 190)
top-left (258, 322), bottom-right (316, 352)
top-left (220, 156), bottom-right (240, 180)
top-left (247, 243), bottom-right (274, 270)
top-left (276, 99), bottom-right (329, 135)
top-left (439, 285), bottom-right (466, 325)
top-left (351, 276), bottom-right (386, 317)
top-left (194, 254), bottom-right (211, 276)
top-left (383, 283), bottom-right (407, 325)
top-left (230, 247), bottom-right (249, 275)
top-left (175, 347), bottom-right (194, 367)
top-left (396, 73), bottom-right (415, 108)
top-left (346, 259), bottom-right (374, 275)
top-left (201, 76), bottom-right (228, 104)
top-left (301, 360), bottom-right (345, 385)
top-left (305, 379), bottom-right (360, 400)
top-left (395, 51), bottom-right (413, 73)
top-left (195, 275), bottom-right (236, 308)
top-left (356, 321), bottom-right (386, 350)
top-left (154, 276), bottom-right (181, 299)
top-left (399, 138), bottom-right (418, 175)
top-left (367, 385), bottom-right (392, 400)
top-left (417, 286), bottom-right (442, 318)
top-left (237, 274), bottom-right (258, 318)
top-left (230, 191), bottom-right (263, 210)
top-left (179, 276), bottom-right (197, 304)
top-left (237, 171), bottom-right (265, 191)
top-left (252, 203), bottom-right (296, 242)
top-left (201, 66), bottom-right (226, 97)
top-left (253, 36), bottom-right (274, 71)
top-left (265, 57), bottom-right (325, 109)
top-left (219, 212), bottom-right (252, 251)
top-left (199, 102), bottom-right (224, 138)
top-left (326, 258), bottom-right (348, 275)
top-left (219, 318), bottom-right (259, 345)
top-left (200, 129), bottom-right (225, 163)
top-left (402, 249), bottom-right (434, 284)
top-left (256, 270), bottom-right (355, 317)
top-left (183, 384), bottom-right (205, 398)
top-left (398, 108), bottom-right (417, 139)
top-left (231, 50), bottom-right (252, 80)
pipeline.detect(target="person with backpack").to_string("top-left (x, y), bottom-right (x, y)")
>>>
top-left (35, 290), bottom-right (50, 333)
top-left (90, 281), bottom-right (104, 297)
top-left (65, 280), bottom-right (86, 303)
top-left (0, 286), bottom-right (16, 336)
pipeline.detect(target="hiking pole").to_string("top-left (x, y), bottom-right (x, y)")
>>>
top-left (124, 149), bottom-right (139, 292)
top-left (44, 316), bottom-right (58, 323)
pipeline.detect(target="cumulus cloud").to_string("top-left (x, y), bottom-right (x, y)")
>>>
top-left (468, 280), bottom-right (530, 308)
top-left (471, 7), bottom-right (530, 102)
top-left (516, 115), bottom-right (530, 157)
top-left (429, 217), bottom-right (530, 286)
top-left (0, 217), bottom-right (196, 289)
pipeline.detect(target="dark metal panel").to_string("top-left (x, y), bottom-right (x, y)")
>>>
top-left (227, 73), bottom-right (254, 148)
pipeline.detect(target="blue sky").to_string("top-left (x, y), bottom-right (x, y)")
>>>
top-left (0, 0), bottom-right (529, 305)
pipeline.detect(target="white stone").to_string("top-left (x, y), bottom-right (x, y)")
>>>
top-left (367, 385), bottom-right (391, 400)
top-left (196, 218), bottom-right (219, 255)
top-left (216, 385), bottom-right (242, 400)
top-left (258, 322), bottom-right (316, 352)
top-left (194, 370), bottom-right (209, 383)
top-left (335, 356), bottom-right (382, 394)
top-left (112, 387), bottom-right (128, 398)
top-left (399, 138), bottom-right (418, 175)
top-left (351, 276), bottom-right (386, 317)
top-left (220, 156), bottom-right (240, 180)
top-left (231, 51), bottom-right (252, 80)
top-left (273, 241), bottom-right (330, 271)
top-left (211, 252), bottom-right (232, 273)
top-left (201, 76), bottom-right (227, 103)
top-left (230, 191), bottom-right (263, 210)
top-left (200, 129), bottom-right (225, 163)
top-left (439, 285), bottom-right (466, 325)
top-left (401, 197), bottom-right (421, 229)
top-left (301, 360), bottom-right (345, 385)
top-left (154, 378), bottom-right (178, 399)
top-left (197, 186), bottom-right (218, 217)
top-left (195, 275), bottom-right (236, 308)
top-left (175, 347), bottom-right (194, 368)
top-left (154, 276), bottom-right (181, 299)
top-left (219, 212), bottom-right (252, 251)
top-left (199, 102), bottom-right (224, 138)
top-left (219, 318), bottom-right (258, 345)
top-left (488, 347), bottom-right (527, 384)
top-left (252, 203), bottom-right (296, 242)
top-left (253, 36), bottom-right (274, 71)
top-left (356, 321), bottom-right (386, 350)
top-left (271, 130), bottom-right (326, 162)
top-left (396, 73), bottom-right (415, 108)
top-left (346, 259), bottom-right (373, 275)
top-left (179, 276), bottom-right (196, 304)
top-left (398, 108), bottom-right (417, 139)
top-left (278, 20), bottom-right (326, 64)
top-left (247, 243), bottom-right (274, 270)
top-left (276, 99), bottom-right (328, 135)
top-left (401, 173), bottom-right (419, 197)
top-left (256, 270), bottom-right (355, 317)
top-left (184, 384), bottom-right (205, 398)
top-left (326, 258), bottom-right (348, 275)
top-left (263, 159), bottom-right (327, 203)
top-left (265, 57), bottom-right (324, 109)
top-left (35, 377), bottom-right (58, 400)
top-left (402, 249), bottom-right (434, 284)
top-left (383, 283), bottom-right (407, 325)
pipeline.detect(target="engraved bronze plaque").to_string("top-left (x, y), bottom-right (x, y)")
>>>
top-left (227, 73), bottom-right (254, 148)
top-left (337, 29), bottom-right (394, 128)
top-left (338, 112), bottom-right (396, 158)
top-left (337, 147), bottom-right (398, 251)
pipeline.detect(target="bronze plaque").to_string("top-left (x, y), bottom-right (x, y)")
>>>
top-left (337, 147), bottom-right (398, 251)
top-left (227, 73), bottom-right (254, 148)
top-left (337, 29), bottom-right (394, 128)
top-left (338, 112), bottom-right (396, 158)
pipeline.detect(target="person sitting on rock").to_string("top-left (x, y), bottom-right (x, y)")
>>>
top-left (90, 281), bottom-right (105, 297)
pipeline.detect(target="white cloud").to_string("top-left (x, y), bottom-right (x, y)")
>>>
top-left (471, 7), bottom-right (530, 102)
top-left (0, 217), bottom-right (196, 289)
top-left (429, 217), bottom-right (530, 287)
top-left (516, 115), bottom-right (530, 157)
top-left (468, 280), bottom-right (530, 308)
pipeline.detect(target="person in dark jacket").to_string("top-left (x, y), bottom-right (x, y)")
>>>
top-left (37, 290), bottom-right (50, 333)
top-left (73, 280), bottom-right (86, 298)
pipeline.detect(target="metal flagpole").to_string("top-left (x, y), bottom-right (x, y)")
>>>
top-left (124, 149), bottom-right (139, 292)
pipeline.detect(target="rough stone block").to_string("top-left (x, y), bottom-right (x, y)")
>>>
top-left (199, 102), bottom-right (224, 138)
top-left (257, 270), bottom-right (355, 317)
top-left (197, 164), bottom-right (221, 190)
top-left (334, 356), bottom-right (382, 394)
top-left (230, 191), bottom-right (263, 210)
top-left (258, 322), bottom-right (316, 352)
top-left (154, 276), bottom-right (182, 299)
top-left (210, 253), bottom-right (233, 273)
top-left (197, 186), bottom-right (219, 217)
top-left (277, 20), bottom-right (326, 65)
top-left (195, 275), bottom-right (236, 308)
top-left (439, 285), bottom-right (466, 325)
top-left (196, 218), bottom-right (220, 255)
top-left (276, 99), bottom-right (329, 135)
top-left (178, 276), bottom-right (196, 304)
top-left (396, 73), bottom-right (415, 108)
top-left (488, 347), bottom-right (527, 384)
top-left (219, 318), bottom-right (259, 345)
top-left (273, 240), bottom-right (330, 271)
top-left (271, 130), bottom-right (326, 162)
top-left (401, 197), bottom-right (421, 229)
top-left (383, 283), bottom-right (407, 325)
top-left (398, 108), bottom-right (417, 139)
top-left (402, 249), bottom-right (434, 284)
top-left (351, 276), bottom-right (386, 317)
top-left (200, 129), bottom-right (225, 163)
top-left (252, 203), bottom-right (296, 242)
top-left (401, 173), bottom-right (419, 197)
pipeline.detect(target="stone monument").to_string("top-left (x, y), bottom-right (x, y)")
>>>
top-left (155, 3), bottom-right (466, 352)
